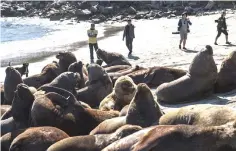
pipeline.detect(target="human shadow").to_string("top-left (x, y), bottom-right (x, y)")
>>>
top-left (183, 49), bottom-right (198, 53)
top-left (220, 44), bottom-right (236, 47)
top-left (128, 55), bottom-right (140, 60)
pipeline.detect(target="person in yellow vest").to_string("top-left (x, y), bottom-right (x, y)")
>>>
top-left (87, 23), bottom-right (98, 63)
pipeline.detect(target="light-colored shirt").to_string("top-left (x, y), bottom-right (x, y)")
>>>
top-left (87, 29), bottom-right (98, 44)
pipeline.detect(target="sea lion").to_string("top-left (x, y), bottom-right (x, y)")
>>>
top-left (126, 66), bottom-right (186, 88)
top-left (31, 92), bottom-right (119, 136)
top-left (119, 105), bottom-right (129, 116)
top-left (105, 65), bottom-right (132, 73)
top-left (23, 61), bottom-right (60, 89)
top-left (1, 105), bottom-right (11, 116)
top-left (102, 126), bottom-right (155, 151)
top-left (8, 62), bottom-right (29, 77)
top-left (0, 128), bottom-right (26, 151)
top-left (131, 121), bottom-right (236, 151)
top-left (47, 125), bottom-right (142, 151)
top-left (4, 67), bottom-right (23, 105)
top-left (56, 51), bottom-right (77, 73)
top-left (77, 64), bottom-right (113, 108)
top-left (68, 61), bottom-right (88, 83)
top-left (9, 126), bottom-right (69, 151)
top-left (95, 48), bottom-right (131, 67)
top-left (1, 117), bottom-right (16, 136)
top-left (215, 51), bottom-right (236, 93)
top-left (99, 76), bottom-right (137, 111)
top-left (159, 104), bottom-right (236, 126)
top-left (1, 84), bottom-right (4, 104)
top-left (155, 45), bottom-right (217, 104)
top-left (39, 72), bottom-right (83, 96)
top-left (90, 83), bottom-right (163, 135)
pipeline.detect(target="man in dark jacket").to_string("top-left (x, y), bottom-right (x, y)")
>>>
top-left (214, 11), bottom-right (231, 45)
top-left (123, 19), bottom-right (135, 56)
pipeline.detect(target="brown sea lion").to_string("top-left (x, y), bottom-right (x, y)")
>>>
top-left (9, 126), bottom-right (69, 151)
top-left (76, 64), bottom-right (113, 108)
top-left (23, 61), bottom-right (60, 89)
top-left (0, 128), bottom-right (26, 151)
top-left (1, 105), bottom-right (11, 116)
top-left (47, 125), bottom-right (142, 151)
top-left (99, 76), bottom-right (137, 111)
top-left (90, 83), bottom-right (163, 135)
top-left (8, 62), bottom-right (29, 77)
top-left (102, 126), bottom-right (155, 151)
top-left (126, 66), bottom-right (186, 88)
top-left (105, 65), bottom-right (132, 73)
top-left (4, 67), bottom-right (23, 105)
top-left (155, 45), bottom-right (217, 104)
top-left (39, 72), bottom-right (83, 96)
top-left (132, 121), bottom-right (236, 151)
top-left (68, 61), bottom-right (88, 83)
top-left (56, 51), bottom-right (77, 73)
top-left (95, 48), bottom-right (131, 67)
top-left (31, 92), bottom-right (119, 136)
top-left (215, 51), bottom-right (236, 93)
top-left (159, 104), bottom-right (236, 126)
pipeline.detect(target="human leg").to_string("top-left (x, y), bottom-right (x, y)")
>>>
top-left (89, 43), bottom-right (94, 63)
top-left (215, 30), bottom-right (222, 45)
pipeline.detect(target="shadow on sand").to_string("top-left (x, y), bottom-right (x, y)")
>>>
top-left (128, 55), bottom-right (140, 60)
top-left (220, 44), bottom-right (236, 47)
top-left (183, 49), bottom-right (198, 53)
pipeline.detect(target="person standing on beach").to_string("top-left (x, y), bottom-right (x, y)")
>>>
top-left (178, 12), bottom-right (192, 50)
top-left (214, 11), bottom-right (231, 45)
top-left (123, 19), bottom-right (135, 56)
top-left (87, 23), bottom-right (98, 63)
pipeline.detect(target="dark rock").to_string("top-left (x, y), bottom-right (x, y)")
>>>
top-left (90, 5), bottom-right (98, 13)
top-left (98, 5), bottom-right (114, 15)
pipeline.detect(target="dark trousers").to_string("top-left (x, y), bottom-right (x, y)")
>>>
top-left (89, 43), bottom-right (98, 60)
top-left (216, 29), bottom-right (228, 38)
top-left (126, 38), bottom-right (133, 53)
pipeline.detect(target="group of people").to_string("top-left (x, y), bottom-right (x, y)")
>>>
top-left (87, 11), bottom-right (231, 63)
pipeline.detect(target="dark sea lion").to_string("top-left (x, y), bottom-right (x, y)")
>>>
top-left (215, 51), bottom-right (236, 93)
top-left (1, 84), bottom-right (4, 104)
top-left (90, 83), bottom-right (163, 135)
top-left (9, 126), bottom-right (69, 151)
top-left (31, 92), bottom-right (119, 136)
top-left (96, 48), bottom-right (131, 67)
top-left (155, 45), bottom-right (217, 104)
top-left (4, 67), bottom-right (23, 105)
top-left (47, 125), bottom-right (142, 151)
top-left (68, 61), bottom-right (88, 83)
top-left (99, 76), bottom-right (137, 111)
top-left (1, 117), bottom-right (16, 136)
top-left (39, 72), bottom-right (83, 96)
top-left (105, 65), bottom-right (132, 73)
top-left (15, 63), bottom-right (29, 77)
top-left (23, 61), bottom-right (60, 89)
top-left (77, 64), bottom-right (113, 108)
top-left (1, 105), bottom-right (11, 116)
top-left (126, 66), bottom-right (186, 88)
top-left (0, 128), bottom-right (26, 151)
top-left (56, 51), bottom-right (77, 73)
top-left (159, 104), bottom-right (236, 126)
top-left (102, 126), bottom-right (155, 151)
top-left (132, 121), bottom-right (236, 151)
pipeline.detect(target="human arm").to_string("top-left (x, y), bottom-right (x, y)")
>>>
top-left (187, 18), bottom-right (192, 25)
top-left (123, 26), bottom-right (127, 40)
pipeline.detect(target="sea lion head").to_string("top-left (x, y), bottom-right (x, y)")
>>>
top-left (87, 64), bottom-right (107, 82)
top-left (188, 45), bottom-right (217, 77)
top-left (56, 51), bottom-right (77, 62)
top-left (96, 48), bottom-right (109, 63)
top-left (5, 66), bottom-right (21, 78)
top-left (114, 76), bottom-right (137, 103)
top-left (68, 61), bottom-right (83, 73)
top-left (126, 83), bottom-right (163, 127)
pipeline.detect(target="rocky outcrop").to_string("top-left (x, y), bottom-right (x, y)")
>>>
top-left (1, 1), bottom-right (235, 22)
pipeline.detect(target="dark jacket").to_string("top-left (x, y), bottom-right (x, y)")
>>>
top-left (178, 19), bottom-right (192, 32)
top-left (215, 16), bottom-right (227, 30)
top-left (123, 24), bottom-right (135, 39)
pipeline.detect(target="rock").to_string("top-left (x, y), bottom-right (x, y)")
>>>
top-left (90, 5), bottom-right (98, 13)
top-left (92, 18), bottom-right (101, 24)
top-left (78, 1), bottom-right (91, 9)
top-left (75, 9), bottom-right (92, 20)
top-left (98, 6), bottom-right (114, 15)
top-left (204, 0), bottom-right (215, 10)
top-left (167, 14), bottom-right (176, 19)
top-left (127, 6), bottom-right (137, 14)
top-left (50, 14), bottom-right (62, 21)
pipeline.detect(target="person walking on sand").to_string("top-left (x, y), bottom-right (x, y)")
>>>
top-left (123, 19), bottom-right (135, 56)
top-left (214, 11), bottom-right (231, 45)
top-left (87, 23), bottom-right (99, 63)
top-left (178, 12), bottom-right (192, 50)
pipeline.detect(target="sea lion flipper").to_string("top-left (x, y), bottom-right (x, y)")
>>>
top-left (46, 92), bottom-right (69, 108)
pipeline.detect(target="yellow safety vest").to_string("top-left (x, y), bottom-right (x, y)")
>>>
top-left (87, 29), bottom-right (98, 44)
